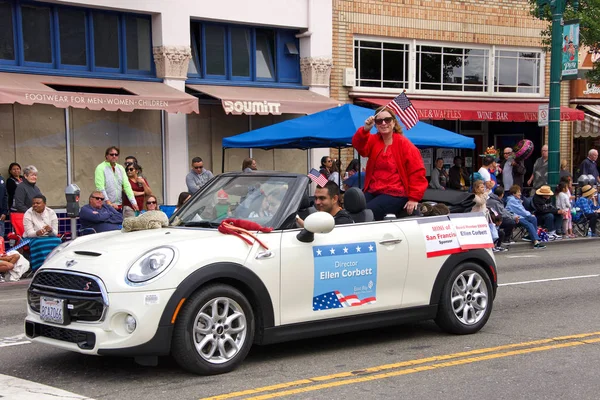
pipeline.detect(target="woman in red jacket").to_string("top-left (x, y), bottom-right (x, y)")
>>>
top-left (352, 106), bottom-right (428, 220)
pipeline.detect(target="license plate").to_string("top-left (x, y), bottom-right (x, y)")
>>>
top-left (40, 297), bottom-right (65, 324)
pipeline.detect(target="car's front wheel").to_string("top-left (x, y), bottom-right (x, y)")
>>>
top-left (435, 262), bottom-right (493, 334)
top-left (171, 284), bottom-right (255, 375)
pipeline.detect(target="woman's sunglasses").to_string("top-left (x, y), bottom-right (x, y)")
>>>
top-left (127, 168), bottom-right (135, 172)
top-left (146, 201), bottom-right (157, 205)
top-left (374, 117), bottom-right (394, 125)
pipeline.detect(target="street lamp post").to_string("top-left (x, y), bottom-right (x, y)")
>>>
top-left (537, 0), bottom-right (578, 187)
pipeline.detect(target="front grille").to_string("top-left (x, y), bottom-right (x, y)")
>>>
top-left (26, 321), bottom-right (96, 350)
top-left (28, 270), bottom-right (107, 323)
top-left (32, 271), bottom-right (102, 293)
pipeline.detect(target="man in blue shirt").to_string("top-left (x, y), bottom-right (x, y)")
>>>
top-left (79, 191), bottom-right (123, 233)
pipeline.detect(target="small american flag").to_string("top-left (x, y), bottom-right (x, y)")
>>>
top-left (308, 168), bottom-right (328, 187)
top-left (385, 92), bottom-right (419, 130)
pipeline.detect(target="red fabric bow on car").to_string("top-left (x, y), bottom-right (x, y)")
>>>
top-left (218, 219), bottom-right (273, 249)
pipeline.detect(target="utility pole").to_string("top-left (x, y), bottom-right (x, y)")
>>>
top-left (537, 0), bottom-right (579, 187)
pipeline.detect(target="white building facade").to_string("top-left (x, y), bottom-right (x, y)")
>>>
top-left (0, 0), bottom-right (335, 207)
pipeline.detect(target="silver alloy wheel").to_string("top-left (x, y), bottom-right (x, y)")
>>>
top-left (192, 296), bottom-right (247, 364)
top-left (450, 270), bottom-right (488, 325)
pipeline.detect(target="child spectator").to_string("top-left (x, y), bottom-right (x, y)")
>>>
top-left (491, 214), bottom-right (508, 252)
top-left (556, 182), bottom-right (575, 238)
top-left (471, 180), bottom-right (488, 214)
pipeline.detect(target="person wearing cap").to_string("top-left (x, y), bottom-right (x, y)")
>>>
top-left (532, 185), bottom-right (564, 240)
top-left (574, 185), bottom-right (600, 236)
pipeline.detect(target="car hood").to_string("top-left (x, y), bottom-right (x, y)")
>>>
top-left (38, 227), bottom-right (256, 292)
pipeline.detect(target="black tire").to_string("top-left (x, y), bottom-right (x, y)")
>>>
top-left (434, 262), bottom-right (493, 335)
top-left (171, 284), bottom-right (255, 375)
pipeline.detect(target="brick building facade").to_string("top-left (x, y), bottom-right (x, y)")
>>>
top-left (330, 0), bottom-right (580, 181)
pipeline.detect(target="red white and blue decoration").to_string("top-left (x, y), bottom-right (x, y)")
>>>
top-left (307, 168), bottom-right (328, 187)
top-left (385, 92), bottom-right (419, 130)
top-left (312, 242), bottom-right (377, 311)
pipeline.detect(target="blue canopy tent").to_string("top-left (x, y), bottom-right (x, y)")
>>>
top-left (222, 104), bottom-right (475, 151)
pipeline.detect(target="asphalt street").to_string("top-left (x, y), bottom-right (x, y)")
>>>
top-left (1, 238), bottom-right (599, 400)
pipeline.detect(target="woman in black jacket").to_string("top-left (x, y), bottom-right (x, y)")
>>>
top-left (6, 162), bottom-right (22, 211)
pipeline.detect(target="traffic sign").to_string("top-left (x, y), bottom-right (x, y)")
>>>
top-left (538, 104), bottom-right (548, 127)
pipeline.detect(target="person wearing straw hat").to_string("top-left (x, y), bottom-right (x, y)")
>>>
top-left (574, 185), bottom-right (600, 237)
top-left (532, 185), bottom-right (565, 241)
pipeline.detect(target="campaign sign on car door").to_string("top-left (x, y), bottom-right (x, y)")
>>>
top-left (450, 215), bottom-right (495, 250)
top-left (418, 216), bottom-right (463, 258)
top-left (312, 242), bottom-right (377, 311)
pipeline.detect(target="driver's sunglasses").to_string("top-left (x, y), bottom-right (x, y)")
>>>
top-left (375, 117), bottom-right (394, 125)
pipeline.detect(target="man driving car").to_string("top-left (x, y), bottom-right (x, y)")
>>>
top-left (297, 181), bottom-right (354, 227)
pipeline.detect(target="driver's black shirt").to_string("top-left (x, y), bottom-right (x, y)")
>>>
top-left (333, 209), bottom-right (354, 225)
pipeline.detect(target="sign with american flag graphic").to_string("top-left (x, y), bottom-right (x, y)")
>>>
top-left (312, 242), bottom-right (377, 311)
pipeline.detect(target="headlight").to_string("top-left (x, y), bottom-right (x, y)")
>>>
top-left (126, 247), bottom-right (175, 284)
top-left (45, 240), bottom-right (73, 262)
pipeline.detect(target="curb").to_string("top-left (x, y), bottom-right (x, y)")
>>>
top-left (506, 235), bottom-right (600, 249)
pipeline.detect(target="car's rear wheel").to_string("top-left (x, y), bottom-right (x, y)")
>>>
top-left (435, 263), bottom-right (493, 334)
top-left (171, 284), bottom-right (255, 375)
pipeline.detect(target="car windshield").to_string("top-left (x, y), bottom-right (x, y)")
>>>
top-left (171, 175), bottom-right (295, 228)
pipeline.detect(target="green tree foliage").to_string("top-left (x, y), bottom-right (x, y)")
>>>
top-left (529, 0), bottom-right (600, 82)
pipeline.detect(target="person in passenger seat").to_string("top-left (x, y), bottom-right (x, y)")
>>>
top-left (297, 181), bottom-right (353, 227)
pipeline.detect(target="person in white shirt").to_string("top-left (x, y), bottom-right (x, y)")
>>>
top-left (23, 194), bottom-right (58, 238)
top-left (478, 155), bottom-right (496, 191)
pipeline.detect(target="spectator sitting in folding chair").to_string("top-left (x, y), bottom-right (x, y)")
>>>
top-left (573, 185), bottom-right (600, 237)
top-left (532, 185), bottom-right (564, 240)
top-left (80, 191), bottom-right (123, 233)
top-left (486, 185), bottom-right (517, 245)
top-left (23, 194), bottom-right (62, 271)
top-left (505, 185), bottom-right (546, 250)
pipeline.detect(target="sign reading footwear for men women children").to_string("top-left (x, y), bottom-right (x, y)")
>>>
top-left (418, 214), bottom-right (494, 258)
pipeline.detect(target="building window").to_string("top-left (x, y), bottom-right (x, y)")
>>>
top-left (21, 4), bottom-right (52, 64)
top-left (255, 29), bottom-right (275, 80)
top-left (125, 16), bottom-right (151, 71)
top-left (354, 40), bottom-right (409, 88)
top-left (93, 13), bottom-right (120, 69)
top-left (230, 27), bottom-right (251, 78)
top-left (59, 9), bottom-right (87, 66)
top-left (416, 46), bottom-right (488, 92)
top-left (189, 21), bottom-right (300, 85)
top-left (205, 25), bottom-right (226, 76)
top-left (494, 51), bottom-right (541, 93)
top-left (0, 0), bottom-right (153, 77)
top-left (0, 1), bottom-right (15, 61)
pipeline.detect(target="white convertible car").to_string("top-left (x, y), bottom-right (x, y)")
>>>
top-left (25, 172), bottom-right (497, 375)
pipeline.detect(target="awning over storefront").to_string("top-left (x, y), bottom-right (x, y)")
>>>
top-left (0, 72), bottom-right (199, 113)
top-left (357, 97), bottom-right (585, 122)
top-left (186, 84), bottom-right (340, 115)
top-left (574, 106), bottom-right (600, 138)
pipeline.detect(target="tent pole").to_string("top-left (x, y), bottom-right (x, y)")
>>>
top-left (338, 147), bottom-right (341, 187)
top-left (222, 148), bottom-right (225, 173)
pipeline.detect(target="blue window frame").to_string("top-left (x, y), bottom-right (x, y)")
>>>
top-left (188, 21), bottom-right (301, 86)
top-left (0, 1), bottom-right (17, 65)
top-left (0, 0), bottom-right (154, 78)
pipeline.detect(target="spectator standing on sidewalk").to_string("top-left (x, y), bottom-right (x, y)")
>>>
top-left (506, 185), bottom-right (546, 249)
top-left (579, 149), bottom-right (600, 184)
top-left (429, 158), bottom-right (448, 190)
top-left (186, 157), bottom-right (214, 193)
top-left (122, 164), bottom-right (151, 218)
top-left (499, 147), bottom-right (526, 192)
top-left (448, 156), bottom-right (470, 191)
top-left (527, 145), bottom-right (548, 190)
top-left (95, 146), bottom-right (138, 213)
top-left (0, 174), bottom-right (7, 239)
top-left (556, 182), bottom-right (575, 238)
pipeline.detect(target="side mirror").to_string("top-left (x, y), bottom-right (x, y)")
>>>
top-left (296, 212), bottom-right (335, 243)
